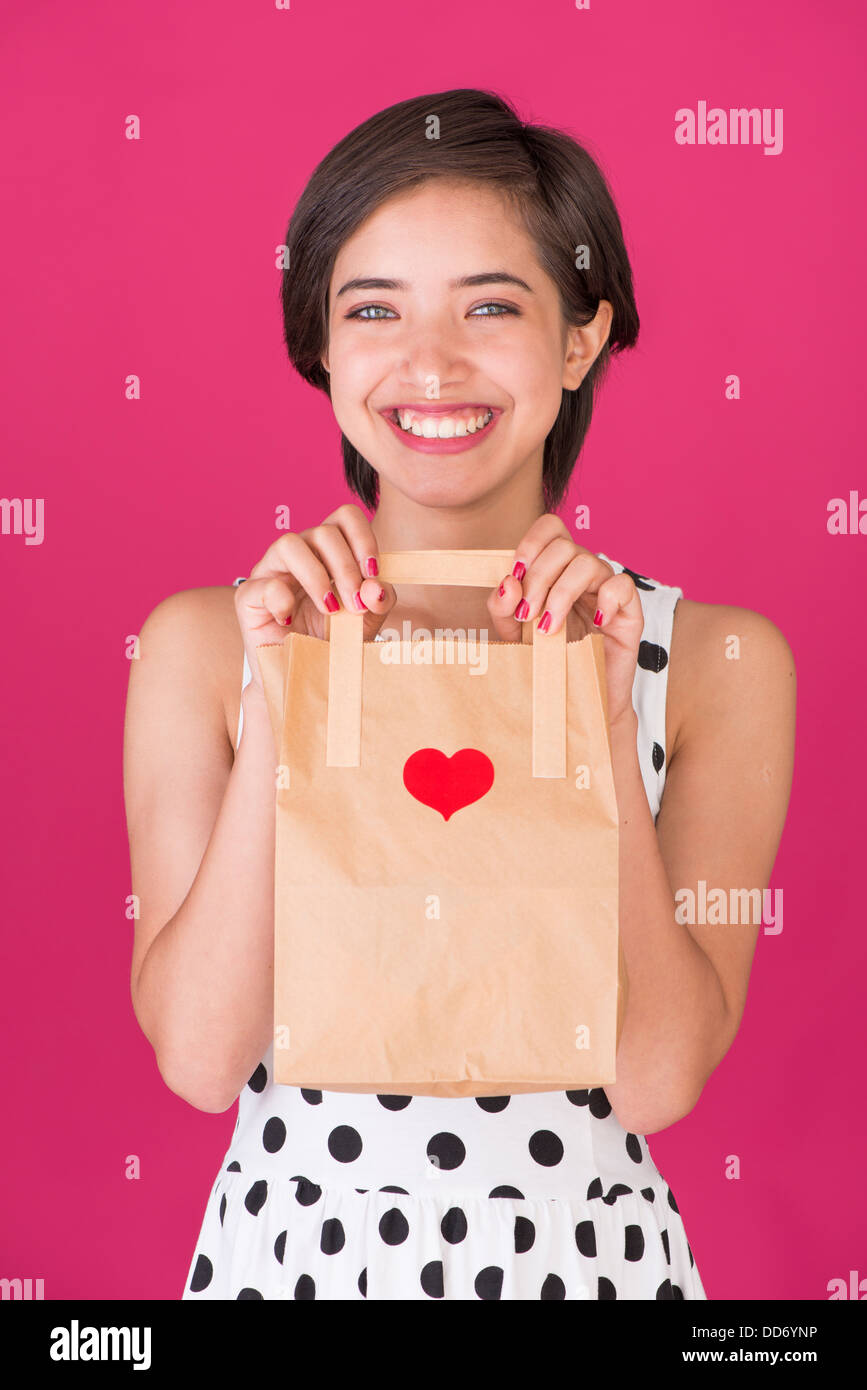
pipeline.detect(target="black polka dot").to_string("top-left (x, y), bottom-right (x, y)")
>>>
top-left (378, 1207), bottom-right (409, 1246)
top-left (262, 1117), bottom-right (286, 1153)
top-left (625, 1132), bottom-right (643, 1164)
top-left (189, 1254), bottom-right (212, 1293)
top-left (688, 1243), bottom-right (695, 1268)
top-left (657, 1278), bottom-right (685, 1300)
top-left (474, 1266), bottom-right (504, 1300)
top-left (587, 1177), bottom-right (604, 1201)
top-left (541, 1273), bottom-right (566, 1299)
top-left (244, 1180), bottom-right (267, 1216)
top-left (420, 1261), bottom-right (444, 1298)
top-left (651, 741), bottom-right (665, 773)
top-left (620, 565), bottom-right (655, 592)
top-left (575, 1220), bottom-right (597, 1258)
top-left (529, 1129), bottom-right (564, 1166)
top-left (565, 1088), bottom-right (591, 1106)
top-left (327, 1125), bottom-right (362, 1163)
top-left (247, 1064), bottom-right (267, 1093)
top-left (320, 1217), bottom-right (345, 1254)
top-left (489, 1184), bottom-right (524, 1199)
top-left (379, 1185), bottom-right (409, 1194)
top-left (514, 1216), bottom-right (535, 1253)
top-left (219, 1194), bottom-right (227, 1226)
top-left (624, 1224), bottom-right (645, 1261)
top-left (293, 1177), bottom-right (322, 1207)
top-left (603, 1183), bottom-right (634, 1205)
top-left (640, 1187), bottom-right (656, 1202)
top-left (638, 640), bottom-right (668, 673)
top-left (226, 1160), bottom-right (241, 1173)
top-left (661, 1229), bottom-right (671, 1264)
top-left (598, 1275), bottom-right (617, 1300)
top-left (426, 1132), bottom-right (466, 1171)
top-left (274, 1230), bottom-right (286, 1264)
top-left (476, 1095), bottom-right (510, 1112)
top-left (667, 1186), bottom-right (680, 1214)
top-left (300, 1088), bottom-right (322, 1105)
top-left (295, 1273), bottom-right (316, 1299)
top-left (377, 1094), bottom-right (412, 1111)
top-left (358, 1267), bottom-right (367, 1298)
top-left (355, 1188), bottom-right (368, 1194)
top-left (237, 1286), bottom-right (263, 1299)
top-left (589, 1089), bottom-right (612, 1119)
top-left (441, 1207), bottom-right (468, 1244)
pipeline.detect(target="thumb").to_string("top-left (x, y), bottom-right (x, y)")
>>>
top-left (485, 572), bottom-right (525, 642)
top-left (356, 576), bottom-right (399, 639)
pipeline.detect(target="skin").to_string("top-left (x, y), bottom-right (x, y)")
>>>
top-left (124, 178), bottom-right (796, 1130)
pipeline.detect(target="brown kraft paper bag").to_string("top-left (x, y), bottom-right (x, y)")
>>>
top-left (255, 549), bottom-right (626, 1098)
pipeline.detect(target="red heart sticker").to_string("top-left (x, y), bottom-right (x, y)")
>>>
top-left (402, 748), bottom-right (495, 821)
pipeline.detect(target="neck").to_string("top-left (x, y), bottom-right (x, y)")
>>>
top-left (369, 456), bottom-right (549, 628)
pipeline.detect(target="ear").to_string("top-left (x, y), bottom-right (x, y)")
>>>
top-left (562, 299), bottom-right (614, 391)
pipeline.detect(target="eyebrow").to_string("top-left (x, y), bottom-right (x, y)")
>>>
top-left (335, 271), bottom-right (534, 298)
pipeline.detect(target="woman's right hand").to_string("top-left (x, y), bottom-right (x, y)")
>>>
top-left (233, 503), bottom-right (397, 695)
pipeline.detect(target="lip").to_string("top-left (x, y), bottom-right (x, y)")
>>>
top-left (380, 404), bottom-right (501, 454)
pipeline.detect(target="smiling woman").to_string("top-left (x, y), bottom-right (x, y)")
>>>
top-left (124, 87), bottom-right (795, 1304)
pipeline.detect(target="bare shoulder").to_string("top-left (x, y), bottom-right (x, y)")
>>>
top-left (132, 584), bottom-right (244, 755)
top-left (666, 597), bottom-right (796, 764)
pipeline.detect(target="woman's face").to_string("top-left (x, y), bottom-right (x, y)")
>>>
top-left (322, 178), bottom-right (608, 510)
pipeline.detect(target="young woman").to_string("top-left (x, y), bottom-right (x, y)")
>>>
top-left (123, 88), bottom-right (796, 1301)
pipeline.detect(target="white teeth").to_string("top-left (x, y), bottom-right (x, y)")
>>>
top-left (394, 409), bottom-right (493, 438)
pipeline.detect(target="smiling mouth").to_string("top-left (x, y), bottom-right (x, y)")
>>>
top-left (387, 406), bottom-right (495, 439)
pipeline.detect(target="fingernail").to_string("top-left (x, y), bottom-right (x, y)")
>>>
top-left (515, 598), bottom-right (529, 620)
top-left (593, 609), bottom-right (603, 626)
top-left (324, 591), bottom-right (339, 612)
top-left (366, 556), bottom-right (379, 577)
top-left (378, 588), bottom-right (386, 602)
top-left (353, 590), bottom-right (367, 611)
top-left (538, 610), bottom-right (551, 633)
top-left (283, 613), bottom-right (292, 625)
top-left (512, 560), bottom-right (526, 581)
top-left (497, 582), bottom-right (505, 597)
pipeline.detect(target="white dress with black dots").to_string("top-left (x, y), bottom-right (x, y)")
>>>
top-left (182, 556), bottom-right (707, 1301)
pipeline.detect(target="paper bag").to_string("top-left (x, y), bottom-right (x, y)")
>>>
top-left (256, 549), bottom-right (626, 1098)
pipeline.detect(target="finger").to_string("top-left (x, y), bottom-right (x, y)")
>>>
top-left (590, 572), bottom-right (644, 631)
top-left (235, 574), bottom-right (297, 631)
top-left (512, 536), bottom-right (587, 628)
top-left (249, 532), bottom-right (345, 618)
top-left (509, 512), bottom-right (573, 581)
top-left (522, 546), bottom-right (611, 634)
top-left (485, 572), bottom-right (524, 641)
top-left (318, 502), bottom-right (382, 582)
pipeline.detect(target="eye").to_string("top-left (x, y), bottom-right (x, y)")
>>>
top-left (469, 302), bottom-right (519, 318)
top-left (345, 304), bottom-right (397, 320)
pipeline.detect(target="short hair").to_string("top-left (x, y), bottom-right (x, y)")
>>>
top-left (280, 88), bottom-right (640, 513)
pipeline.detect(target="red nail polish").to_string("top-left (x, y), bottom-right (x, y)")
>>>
top-left (497, 582), bottom-right (505, 597)
top-left (512, 560), bottom-right (526, 581)
top-left (366, 556), bottom-right (379, 577)
top-left (283, 613), bottom-right (292, 625)
top-left (378, 588), bottom-right (386, 602)
top-left (324, 591), bottom-right (339, 613)
top-left (538, 610), bottom-right (551, 633)
top-left (515, 598), bottom-right (529, 620)
top-left (353, 590), bottom-right (367, 611)
top-left (593, 609), bottom-right (603, 626)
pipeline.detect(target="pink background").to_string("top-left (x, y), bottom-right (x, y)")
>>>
top-left (1, 0), bottom-right (865, 1300)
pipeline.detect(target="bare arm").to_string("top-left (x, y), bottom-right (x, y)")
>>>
top-left (124, 589), bottom-right (278, 1112)
top-left (603, 604), bottom-right (796, 1134)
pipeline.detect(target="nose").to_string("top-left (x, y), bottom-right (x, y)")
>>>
top-left (397, 320), bottom-right (470, 397)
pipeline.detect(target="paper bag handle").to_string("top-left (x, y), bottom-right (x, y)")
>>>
top-left (325, 550), bottom-right (566, 778)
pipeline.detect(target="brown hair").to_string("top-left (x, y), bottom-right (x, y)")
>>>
top-left (280, 88), bottom-right (640, 513)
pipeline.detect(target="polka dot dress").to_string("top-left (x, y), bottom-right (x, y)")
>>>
top-left (182, 557), bottom-right (706, 1300)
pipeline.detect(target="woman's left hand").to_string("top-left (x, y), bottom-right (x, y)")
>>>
top-left (486, 514), bottom-right (644, 729)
